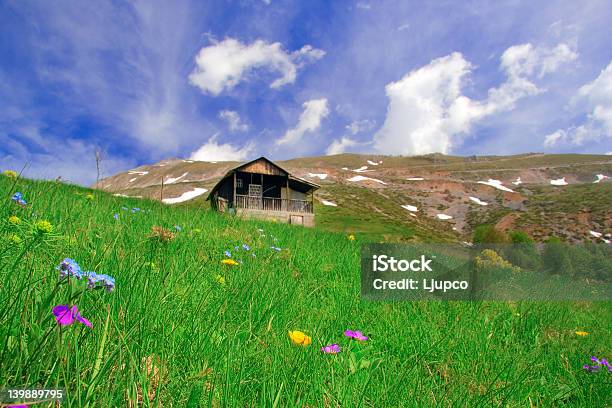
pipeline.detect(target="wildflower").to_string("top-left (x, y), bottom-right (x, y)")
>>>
top-left (3, 169), bottom-right (18, 179)
top-left (321, 344), bottom-right (341, 354)
top-left (348, 234), bottom-right (356, 241)
top-left (8, 215), bottom-right (21, 225)
top-left (52, 305), bottom-right (92, 328)
top-left (174, 225), bottom-right (181, 231)
top-left (56, 258), bottom-right (83, 279)
top-left (583, 356), bottom-right (612, 374)
top-left (270, 246), bottom-right (281, 252)
top-left (257, 228), bottom-right (264, 233)
top-left (8, 234), bottom-right (22, 245)
top-left (224, 250), bottom-right (232, 258)
top-left (215, 275), bottom-right (226, 286)
top-left (83, 272), bottom-right (115, 292)
top-left (35, 220), bottom-right (53, 234)
top-left (288, 330), bottom-right (312, 346)
top-left (575, 331), bottom-right (589, 336)
top-left (344, 329), bottom-right (369, 341)
top-left (132, 207), bottom-right (140, 213)
top-left (221, 259), bottom-right (239, 266)
top-left (11, 192), bottom-right (27, 206)
top-left (113, 213), bottom-right (119, 220)
top-left (242, 244), bottom-right (250, 251)
top-left (85, 193), bottom-right (94, 201)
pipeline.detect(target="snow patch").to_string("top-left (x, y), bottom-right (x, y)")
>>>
top-left (321, 200), bottom-right (337, 207)
top-left (409, 213), bottom-right (417, 217)
top-left (436, 214), bottom-right (453, 220)
top-left (589, 230), bottom-right (602, 238)
top-left (347, 175), bottom-right (387, 184)
top-left (366, 160), bottom-right (382, 166)
top-left (512, 177), bottom-right (522, 185)
top-left (550, 177), bottom-right (568, 186)
top-left (477, 179), bottom-right (514, 192)
top-left (129, 178), bottom-right (137, 183)
top-left (407, 177), bottom-right (424, 181)
top-left (594, 174), bottom-right (609, 183)
top-left (165, 172), bottom-right (189, 184)
top-left (352, 166), bottom-right (371, 173)
top-left (308, 173), bottom-right (328, 180)
top-left (128, 170), bottom-right (149, 175)
top-left (162, 188), bottom-right (208, 204)
top-left (469, 196), bottom-right (488, 206)
top-left (401, 204), bottom-right (418, 212)
top-left (113, 193), bottom-right (128, 197)
top-left (341, 167), bottom-right (349, 170)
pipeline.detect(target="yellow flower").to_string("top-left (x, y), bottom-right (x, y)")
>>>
top-left (221, 259), bottom-right (239, 266)
top-left (348, 234), bottom-right (356, 241)
top-left (288, 330), bottom-right (312, 346)
top-left (8, 234), bottom-right (22, 245)
top-left (575, 331), bottom-right (589, 337)
top-left (8, 215), bottom-right (21, 225)
top-left (3, 170), bottom-right (18, 179)
top-left (35, 220), bottom-right (53, 234)
top-left (215, 275), bottom-right (226, 286)
top-left (85, 193), bottom-right (94, 201)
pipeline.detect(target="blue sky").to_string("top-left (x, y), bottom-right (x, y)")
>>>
top-left (1, 0), bottom-right (611, 185)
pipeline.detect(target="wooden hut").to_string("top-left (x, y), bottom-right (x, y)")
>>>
top-left (207, 157), bottom-right (319, 227)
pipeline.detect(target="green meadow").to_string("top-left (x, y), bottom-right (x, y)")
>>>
top-left (1, 173), bottom-right (610, 407)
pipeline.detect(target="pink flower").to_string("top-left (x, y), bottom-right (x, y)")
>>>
top-left (52, 305), bottom-right (92, 328)
top-left (344, 329), bottom-right (368, 341)
top-left (321, 344), bottom-right (341, 354)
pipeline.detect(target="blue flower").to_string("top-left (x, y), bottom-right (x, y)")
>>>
top-left (83, 271), bottom-right (115, 292)
top-left (56, 258), bottom-right (83, 280)
top-left (174, 225), bottom-right (181, 231)
top-left (270, 246), bottom-right (281, 252)
top-left (11, 192), bottom-right (27, 206)
top-left (113, 213), bottom-right (119, 220)
top-left (242, 244), bottom-right (250, 251)
top-left (224, 250), bottom-right (232, 258)
top-left (131, 207), bottom-right (140, 213)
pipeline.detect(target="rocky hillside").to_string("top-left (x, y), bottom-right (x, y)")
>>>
top-left (95, 153), bottom-right (612, 243)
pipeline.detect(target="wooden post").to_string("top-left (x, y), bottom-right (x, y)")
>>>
top-left (286, 177), bottom-right (290, 212)
top-left (233, 172), bottom-right (236, 209)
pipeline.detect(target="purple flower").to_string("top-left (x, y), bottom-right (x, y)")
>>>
top-left (113, 213), bottom-right (119, 220)
top-left (83, 272), bottom-right (115, 292)
top-left (224, 250), bottom-right (232, 258)
top-left (321, 344), bottom-right (341, 354)
top-left (56, 258), bottom-right (83, 280)
top-left (344, 329), bottom-right (369, 341)
top-left (591, 356), bottom-right (601, 364)
top-left (242, 244), bottom-right (250, 251)
top-left (11, 192), bottom-right (27, 206)
top-left (52, 305), bottom-right (92, 328)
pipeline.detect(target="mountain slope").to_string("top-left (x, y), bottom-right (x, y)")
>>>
top-left (96, 153), bottom-right (612, 242)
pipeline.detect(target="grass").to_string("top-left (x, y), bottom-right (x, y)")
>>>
top-left (1, 174), bottom-right (610, 407)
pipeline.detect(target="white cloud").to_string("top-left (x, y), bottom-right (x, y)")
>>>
top-left (276, 98), bottom-right (329, 145)
top-left (219, 110), bottom-right (249, 132)
top-left (543, 129), bottom-right (567, 147)
top-left (373, 43), bottom-right (577, 155)
top-left (577, 62), bottom-right (612, 134)
top-left (188, 38), bottom-right (325, 95)
top-left (326, 136), bottom-right (358, 155)
top-left (346, 119), bottom-right (375, 135)
top-left (543, 61), bottom-right (612, 147)
top-left (189, 134), bottom-right (254, 161)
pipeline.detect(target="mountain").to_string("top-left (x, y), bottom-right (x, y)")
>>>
top-left (95, 153), bottom-right (612, 243)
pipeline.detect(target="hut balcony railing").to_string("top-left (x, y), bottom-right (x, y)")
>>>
top-left (234, 194), bottom-right (313, 213)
